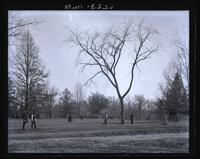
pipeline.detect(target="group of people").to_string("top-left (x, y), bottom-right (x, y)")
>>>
top-left (103, 112), bottom-right (134, 125)
top-left (22, 111), bottom-right (134, 130)
top-left (22, 111), bottom-right (37, 130)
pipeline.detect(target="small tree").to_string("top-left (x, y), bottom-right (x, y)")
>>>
top-left (133, 95), bottom-right (147, 120)
top-left (43, 86), bottom-right (58, 118)
top-left (156, 98), bottom-right (168, 125)
top-left (144, 99), bottom-right (157, 120)
top-left (88, 93), bottom-right (109, 117)
top-left (73, 82), bottom-right (84, 118)
top-left (59, 88), bottom-right (73, 118)
top-left (106, 97), bottom-right (121, 119)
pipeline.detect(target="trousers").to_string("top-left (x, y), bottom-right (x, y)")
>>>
top-left (31, 120), bottom-right (36, 128)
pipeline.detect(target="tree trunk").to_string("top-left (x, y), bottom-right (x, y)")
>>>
top-left (25, 81), bottom-right (28, 112)
top-left (139, 105), bottom-right (141, 120)
top-left (49, 111), bottom-right (51, 118)
top-left (77, 103), bottom-right (80, 118)
top-left (49, 100), bottom-right (52, 118)
top-left (25, 49), bottom-right (29, 112)
top-left (120, 98), bottom-right (124, 124)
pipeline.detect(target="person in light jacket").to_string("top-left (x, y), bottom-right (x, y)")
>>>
top-left (31, 111), bottom-right (37, 128)
top-left (103, 112), bottom-right (109, 125)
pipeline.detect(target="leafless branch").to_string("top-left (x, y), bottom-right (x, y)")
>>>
top-left (83, 71), bottom-right (103, 86)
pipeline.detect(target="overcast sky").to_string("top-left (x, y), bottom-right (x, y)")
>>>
top-left (9, 11), bottom-right (189, 100)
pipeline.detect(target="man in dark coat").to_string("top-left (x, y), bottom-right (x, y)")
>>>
top-left (130, 112), bottom-right (134, 124)
top-left (68, 114), bottom-right (73, 122)
top-left (22, 111), bottom-right (28, 130)
top-left (31, 111), bottom-right (37, 128)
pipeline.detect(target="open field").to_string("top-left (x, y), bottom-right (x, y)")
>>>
top-left (8, 119), bottom-right (189, 153)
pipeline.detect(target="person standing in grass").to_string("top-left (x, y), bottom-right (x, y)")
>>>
top-left (31, 111), bottom-right (37, 128)
top-left (22, 111), bottom-right (28, 130)
top-left (68, 114), bottom-right (73, 122)
top-left (130, 112), bottom-right (134, 124)
top-left (103, 112), bottom-right (109, 125)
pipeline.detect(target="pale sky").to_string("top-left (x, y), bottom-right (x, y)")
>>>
top-left (9, 11), bottom-right (189, 100)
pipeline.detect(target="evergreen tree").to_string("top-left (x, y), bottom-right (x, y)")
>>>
top-left (164, 72), bottom-right (188, 116)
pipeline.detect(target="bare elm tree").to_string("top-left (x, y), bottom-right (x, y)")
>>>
top-left (67, 20), bottom-right (160, 124)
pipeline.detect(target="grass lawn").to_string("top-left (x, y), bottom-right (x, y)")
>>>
top-left (8, 118), bottom-right (189, 153)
